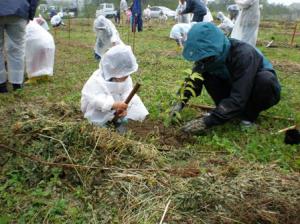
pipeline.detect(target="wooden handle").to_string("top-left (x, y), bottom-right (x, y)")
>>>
top-left (112, 83), bottom-right (141, 122)
top-left (124, 83), bottom-right (141, 104)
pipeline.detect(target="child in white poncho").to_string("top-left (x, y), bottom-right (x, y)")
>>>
top-left (81, 44), bottom-right (148, 130)
top-left (25, 20), bottom-right (55, 83)
top-left (93, 15), bottom-right (123, 60)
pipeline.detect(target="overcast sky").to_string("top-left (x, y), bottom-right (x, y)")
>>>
top-left (267, 0), bottom-right (300, 5)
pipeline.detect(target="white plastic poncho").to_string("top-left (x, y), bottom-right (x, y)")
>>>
top-left (120, 0), bottom-right (128, 12)
top-left (203, 7), bottom-right (213, 22)
top-left (81, 45), bottom-right (149, 126)
top-left (169, 23), bottom-right (193, 43)
top-left (143, 7), bottom-right (151, 20)
top-left (50, 14), bottom-right (62, 27)
top-left (176, 1), bottom-right (190, 23)
top-left (34, 15), bottom-right (49, 31)
top-left (227, 4), bottom-right (239, 23)
top-left (231, 0), bottom-right (260, 46)
top-left (94, 15), bottom-right (124, 57)
top-left (25, 21), bottom-right (55, 78)
top-left (217, 12), bottom-right (234, 36)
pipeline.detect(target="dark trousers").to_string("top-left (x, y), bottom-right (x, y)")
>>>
top-left (192, 12), bottom-right (205, 22)
top-left (204, 71), bottom-right (280, 121)
top-left (185, 71), bottom-right (281, 121)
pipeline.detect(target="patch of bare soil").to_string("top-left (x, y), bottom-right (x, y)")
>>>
top-left (159, 49), bottom-right (181, 57)
top-left (127, 119), bottom-right (196, 148)
top-left (56, 39), bottom-right (93, 49)
top-left (272, 59), bottom-right (300, 73)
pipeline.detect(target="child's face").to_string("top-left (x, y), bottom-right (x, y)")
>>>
top-left (110, 76), bottom-right (128, 82)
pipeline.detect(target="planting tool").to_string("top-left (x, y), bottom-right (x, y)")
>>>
top-left (112, 83), bottom-right (141, 122)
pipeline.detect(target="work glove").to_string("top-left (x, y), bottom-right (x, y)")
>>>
top-left (180, 117), bottom-right (207, 135)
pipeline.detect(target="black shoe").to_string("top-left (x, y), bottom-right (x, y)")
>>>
top-left (12, 83), bottom-right (22, 91)
top-left (285, 129), bottom-right (300, 145)
top-left (0, 82), bottom-right (8, 93)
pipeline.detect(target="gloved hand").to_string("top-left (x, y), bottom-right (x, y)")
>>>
top-left (180, 117), bottom-right (207, 135)
top-left (170, 101), bottom-right (184, 117)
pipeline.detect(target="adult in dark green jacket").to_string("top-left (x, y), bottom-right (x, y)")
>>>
top-left (173, 22), bottom-right (280, 134)
top-left (0, 0), bottom-right (39, 93)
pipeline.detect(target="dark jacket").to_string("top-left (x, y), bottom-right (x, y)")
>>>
top-left (183, 22), bottom-right (281, 126)
top-left (0, 0), bottom-right (39, 20)
top-left (181, 0), bottom-right (207, 15)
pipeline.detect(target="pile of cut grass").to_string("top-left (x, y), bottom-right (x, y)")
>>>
top-left (1, 102), bottom-right (299, 223)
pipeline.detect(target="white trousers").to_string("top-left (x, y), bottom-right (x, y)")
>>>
top-left (0, 16), bottom-right (27, 84)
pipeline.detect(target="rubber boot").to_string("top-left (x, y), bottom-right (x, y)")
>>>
top-left (12, 83), bottom-right (22, 91)
top-left (0, 82), bottom-right (8, 93)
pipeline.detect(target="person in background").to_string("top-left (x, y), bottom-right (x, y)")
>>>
top-left (131, 0), bottom-right (143, 32)
top-left (169, 23), bottom-right (195, 49)
top-left (171, 23), bottom-right (280, 134)
top-left (93, 15), bottom-right (123, 60)
top-left (49, 8), bottom-right (57, 19)
top-left (24, 19), bottom-right (55, 84)
top-left (217, 12), bottom-right (234, 36)
top-left (176, 0), bottom-right (190, 23)
top-left (120, 0), bottom-right (128, 13)
top-left (0, 0), bottom-right (39, 93)
top-left (143, 5), bottom-right (151, 22)
top-left (81, 45), bottom-right (149, 133)
top-left (120, 0), bottom-right (128, 23)
top-left (179, 0), bottom-right (207, 22)
top-left (202, 0), bottom-right (213, 22)
top-left (50, 12), bottom-right (64, 28)
top-left (231, 0), bottom-right (260, 46)
top-left (114, 8), bottom-right (121, 24)
top-left (227, 4), bottom-right (239, 23)
top-left (34, 14), bottom-right (49, 31)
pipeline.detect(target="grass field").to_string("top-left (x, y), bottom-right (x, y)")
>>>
top-left (0, 19), bottom-right (299, 223)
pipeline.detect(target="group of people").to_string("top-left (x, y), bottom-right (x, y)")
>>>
top-left (85, 0), bottom-right (280, 134)
top-left (170, 0), bottom-right (260, 48)
top-left (0, 0), bottom-right (38, 92)
top-left (0, 0), bottom-right (55, 93)
top-left (0, 0), bottom-right (281, 136)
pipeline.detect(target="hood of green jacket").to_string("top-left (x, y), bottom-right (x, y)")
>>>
top-left (183, 22), bottom-right (231, 79)
top-left (183, 22), bottom-right (230, 62)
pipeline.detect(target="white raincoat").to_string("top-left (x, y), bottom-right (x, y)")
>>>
top-left (227, 4), bottom-right (239, 23)
top-left (203, 7), bottom-right (213, 22)
top-left (231, 0), bottom-right (260, 46)
top-left (217, 12), bottom-right (234, 35)
top-left (170, 23), bottom-right (193, 43)
top-left (34, 15), bottom-right (49, 31)
top-left (81, 45), bottom-right (148, 126)
top-left (120, 0), bottom-right (128, 12)
top-left (25, 21), bottom-right (55, 77)
top-left (50, 14), bottom-right (63, 27)
top-left (94, 15), bottom-right (123, 58)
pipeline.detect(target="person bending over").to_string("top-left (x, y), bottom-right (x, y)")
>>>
top-left (171, 23), bottom-right (280, 134)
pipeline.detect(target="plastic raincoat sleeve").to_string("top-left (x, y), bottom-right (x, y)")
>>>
top-left (81, 70), bottom-right (115, 113)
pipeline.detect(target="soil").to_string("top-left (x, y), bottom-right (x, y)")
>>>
top-left (127, 119), bottom-right (196, 148)
top-left (272, 59), bottom-right (300, 73)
